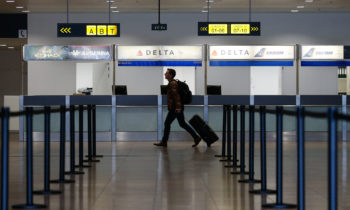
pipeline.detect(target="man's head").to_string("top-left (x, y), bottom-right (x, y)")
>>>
top-left (165, 68), bottom-right (176, 81)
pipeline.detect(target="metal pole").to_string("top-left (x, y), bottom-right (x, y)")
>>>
top-left (328, 107), bottom-right (338, 210)
top-left (204, 44), bottom-right (208, 95)
top-left (296, 44), bottom-right (300, 95)
top-left (262, 106), bottom-right (296, 208)
top-left (65, 106), bottom-right (84, 175)
top-left (216, 105), bottom-right (226, 158)
top-left (297, 106), bottom-right (305, 210)
top-left (112, 45), bottom-right (116, 95)
top-left (92, 105), bottom-right (103, 158)
top-left (223, 106), bottom-right (232, 164)
top-left (77, 105), bottom-right (91, 168)
top-left (1, 108), bottom-right (10, 210)
top-left (232, 105), bottom-right (238, 168)
top-left (13, 107), bottom-right (46, 209)
top-left (52, 106), bottom-right (74, 183)
top-left (250, 106), bottom-right (276, 194)
top-left (34, 107), bottom-right (60, 195)
top-left (232, 105), bottom-right (248, 175)
top-left (239, 105), bottom-right (260, 183)
top-left (84, 105), bottom-right (99, 163)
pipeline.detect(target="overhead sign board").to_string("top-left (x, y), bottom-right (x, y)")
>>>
top-left (23, 45), bottom-right (112, 61)
top-left (117, 46), bottom-right (202, 60)
top-left (209, 46), bottom-right (295, 60)
top-left (152, 24), bottom-right (167, 31)
top-left (57, 23), bottom-right (120, 37)
top-left (301, 45), bottom-right (343, 60)
top-left (198, 22), bottom-right (260, 36)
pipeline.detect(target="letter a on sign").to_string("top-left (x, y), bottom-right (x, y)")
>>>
top-left (86, 25), bottom-right (97, 36)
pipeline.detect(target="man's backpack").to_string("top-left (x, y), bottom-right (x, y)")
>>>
top-left (177, 80), bottom-right (192, 104)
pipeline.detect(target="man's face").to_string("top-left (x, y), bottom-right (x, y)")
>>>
top-left (165, 70), bottom-right (172, 80)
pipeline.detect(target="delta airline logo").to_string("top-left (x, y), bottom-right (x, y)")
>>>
top-left (210, 46), bottom-right (294, 60)
top-left (302, 46), bottom-right (343, 60)
top-left (118, 46), bottom-right (202, 60)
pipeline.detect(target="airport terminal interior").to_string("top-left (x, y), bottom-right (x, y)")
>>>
top-left (1, 0), bottom-right (350, 209)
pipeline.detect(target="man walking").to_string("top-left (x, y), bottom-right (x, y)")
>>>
top-left (154, 68), bottom-right (201, 147)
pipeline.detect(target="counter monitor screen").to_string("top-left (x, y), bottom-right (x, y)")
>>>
top-left (114, 85), bottom-right (127, 95)
top-left (198, 22), bottom-right (260, 36)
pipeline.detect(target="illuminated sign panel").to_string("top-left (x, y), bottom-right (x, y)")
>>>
top-left (152, 24), bottom-right (167, 31)
top-left (57, 23), bottom-right (120, 37)
top-left (117, 46), bottom-right (202, 60)
top-left (301, 45), bottom-right (344, 60)
top-left (209, 46), bottom-right (295, 60)
top-left (198, 22), bottom-right (260, 36)
top-left (23, 45), bottom-right (112, 61)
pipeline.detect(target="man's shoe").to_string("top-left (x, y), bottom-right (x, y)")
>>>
top-left (192, 137), bottom-right (201, 147)
top-left (154, 142), bottom-right (167, 147)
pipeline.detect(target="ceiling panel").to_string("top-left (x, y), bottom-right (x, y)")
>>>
top-left (0, 0), bottom-right (350, 13)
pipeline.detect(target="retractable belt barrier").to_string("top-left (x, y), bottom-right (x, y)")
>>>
top-left (218, 104), bottom-right (343, 210)
top-left (0, 105), bottom-right (100, 210)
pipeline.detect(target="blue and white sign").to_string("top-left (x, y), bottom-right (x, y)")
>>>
top-left (23, 45), bottom-right (112, 61)
top-left (209, 45), bottom-right (295, 60)
top-left (301, 45), bottom-right (343, 60)
top-left (117, 45), bottom-right (202, 66)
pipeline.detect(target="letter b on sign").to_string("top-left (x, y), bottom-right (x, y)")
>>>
top-left (97, 25), bottom-right (107, 35)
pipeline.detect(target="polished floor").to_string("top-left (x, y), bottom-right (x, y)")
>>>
top-left (5, 135), bottom-right (350, 210)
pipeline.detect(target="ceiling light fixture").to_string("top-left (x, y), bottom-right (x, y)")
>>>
top-left (291, 9), bottom-right (299, 12)
top-left (297, 5), bottom-right (305, 8)
top-left (203, 5), bottom-right (211, 8)
top-left (16, 6), bottom-right (24, 9)
top-left (305, 0), bottom-right (313, 2)
top-left (6, 0), bottom-right (15, 3)
top-left (112, 10), bottom-right (119, 13)
top-left (206, 0), bottom-right (214, 2)
top-left (106, 0), bottom-right (114, 2)
top-left (0, 44), bottom-right (7, 47)
top-left (22, 10), bottom-right (30, 13)
top-left (201, 10), bottom-right (208, 12)
top-left (8, 47), bottom-right (15, 49)
top-left (110, 6), bottom-right (117, 9)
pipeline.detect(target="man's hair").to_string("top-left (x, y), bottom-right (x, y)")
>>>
top-left (167, 68), bottom-right (176, 78)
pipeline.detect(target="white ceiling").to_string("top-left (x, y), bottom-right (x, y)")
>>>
top-left (1, 0), bottom-right (350, 13)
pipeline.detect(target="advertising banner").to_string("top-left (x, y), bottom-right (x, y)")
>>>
top-left (209, 45), bottom-right (295, 60)
top-left (23, 45), bottom-right (112, 61)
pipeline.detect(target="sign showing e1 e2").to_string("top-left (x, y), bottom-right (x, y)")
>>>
top-left (198, 22), bottom-right (260, 36)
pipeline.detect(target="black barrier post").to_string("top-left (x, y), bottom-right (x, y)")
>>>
top-left (232, 105), bottom-right (238, 168)
top-left (297, 107), bottom-right (305, 210)
top-left (33, 107), bottom-right (61, 195)
top-left (65, 105), bottom-right (84, 175)
top-left (232, 105), bottom-right (248, 175)
top-left (76, 105), bottom-right (91, 168)
top-left (216, 105), bottom-right (227, 158)
top-left (239, 105), bottom-right (260, 183)
top-left (223, 106), bottom-right (233, 165)
top-left (1, 108), bottom-right (10, 210)
top-left (51, 106), bottom-right (75, 183)
top-left (84, 105), bottom-right (99, 162)
top-left (250, 106), bottom-right (276, 194)
top-left (13, 107), bottom-right (46, 209)
top-left (92, 105), bottom-right (103, 158)
top-left (262, 106), bottom-right (296, 208)
top-left (328, 107), bottom-right (338, 210)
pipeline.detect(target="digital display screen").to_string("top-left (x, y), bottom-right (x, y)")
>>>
top-left (198, 22), bottom-right (260, 36)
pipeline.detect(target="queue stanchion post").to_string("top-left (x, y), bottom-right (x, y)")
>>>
top-left (65, 105), bottom-right (84, 175)
top-left (262, 106), bottom-right (296, 208)
top-left (328, 107), bottom-right (338, 210)
top-left (232, 105), bottom-right (239, 168)
top-left (232, 105), bottom-right (249, 175)
top-left (250, 106), bottom-right (276, 194)
top-left (239, 105), bottom-right (260, 183)
top-left (223, 106), bottom-right (233, 164)
top-left (13, 107), bottom-right (46, 209)
top-left (33, 106), bottom-right (61, 195)
top-left (1, 108), bottom-right (10, 210)
top-left (51, 106), bottom-right (75, 183)
top-left (84, 105), bottom-right (99, 163)
top-left (92, 105), bottom-right (103, 158)
top-left (216, 105), bottom-right (227, 158)
top-left (297, 106), bottom-right (305, 210)
top-left (76, 105), bottom-right (91, 168)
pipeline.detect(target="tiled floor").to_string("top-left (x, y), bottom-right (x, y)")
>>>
top-left (5, 136), bottom-right (350, 210)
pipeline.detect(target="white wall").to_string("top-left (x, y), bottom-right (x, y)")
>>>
top-left (28, 12), bottom-right (350, 95)
top-left (76, 63), bottom-right (93, 92)
top-left (92, 62), bottom-right (112, 95)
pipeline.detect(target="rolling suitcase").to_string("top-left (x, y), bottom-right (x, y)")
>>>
top-left (189, 115), bottom-right (218, 147)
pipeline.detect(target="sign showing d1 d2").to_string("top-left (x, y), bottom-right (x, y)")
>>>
top-left (198, 22), bottom-right (260, 36)
top-left (57, 23), bottom-right (120, 37)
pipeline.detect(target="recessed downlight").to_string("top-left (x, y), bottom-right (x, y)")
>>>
top-left (110, 6), bottom-right (117, 9)
top-left (291, 9), bottom-right (299, 12)
top-left (22, 10), bottom-right (30, 13)
top-left (16, 6), bottom-right (24, 9)
top-left (6, 0), bottom-right (15, 3)
top-left (297, 5), bottom-right (305, 9)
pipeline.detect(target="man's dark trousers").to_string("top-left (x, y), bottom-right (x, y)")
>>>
top-left (162, 110), bottom-right (198, 142)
